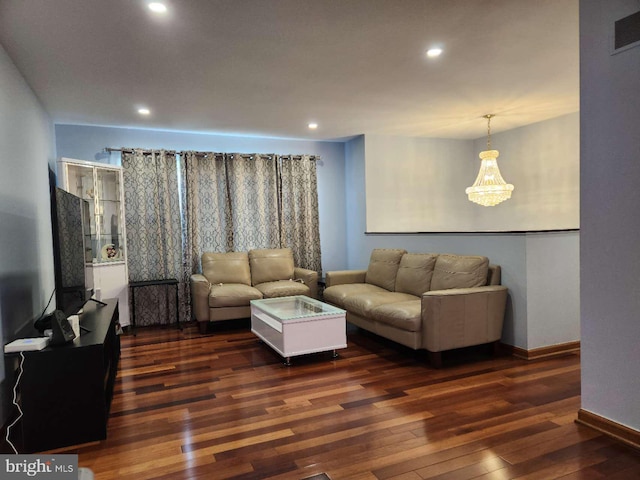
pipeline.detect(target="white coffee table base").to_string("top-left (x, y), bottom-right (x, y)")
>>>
top-left (251, 297), bottom-right (346, 366)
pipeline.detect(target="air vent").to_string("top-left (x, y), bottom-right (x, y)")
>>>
top-left (612, 10), bottom-right (640, 54)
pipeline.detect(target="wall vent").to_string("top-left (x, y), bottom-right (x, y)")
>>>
top-left (612, 10), bottom-right (640, 54)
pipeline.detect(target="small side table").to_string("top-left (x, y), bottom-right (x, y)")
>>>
top-left (129, 278), bottom-right (180, 335)
top-left (317, 276), bottom-right (326, 301)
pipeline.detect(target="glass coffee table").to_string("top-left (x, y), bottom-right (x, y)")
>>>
top-left (250, 295), bottom-right (347, 366)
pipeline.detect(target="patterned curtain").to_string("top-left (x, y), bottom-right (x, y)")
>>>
top-left (122, 148), bottom-right (322, 325)
top-left (182, 152), bottom-right (321, 273)
top-left (122, 149), bottom-right (185, 326)
top-left (226, 153), bottom-right (280, 250)
top-left (278, 155), bottom-right (322, 273)
top-left (182, 151), bottom-right (232, 276)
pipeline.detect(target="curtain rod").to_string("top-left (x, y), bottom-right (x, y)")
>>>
top-left (184, 151), bottom-right (271, 159)
top-left (105, 147), bottom-right (318, 160)
top-left (104, 147), bottom-right (177, 154)
top-left (183, 152), bottom-right (319, 161)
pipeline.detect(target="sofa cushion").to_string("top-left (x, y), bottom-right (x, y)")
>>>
top-left (209, 283), bottom-right (263, 308)
top-left (430, 254), bottom-right (489, 290)
top-left (370, 300), bottom-right (422, 332)
top-left (365, 248), bottom-right (407, 291)
top-left (202, 252), bottom-right (251, 286)
top-left (255, 280), bottom-right (310, 298)
top-left (343, 291), bottom-right (417, 317)
top-left (395, 253), bottom-right (438, 296)
top-left (249, 248), bottom-right (295, 286)
top-left (323, 283), bottom-right (388, 308)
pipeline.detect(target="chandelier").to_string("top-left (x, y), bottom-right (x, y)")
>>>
top-left (465, 114), bottom-right (514, 206)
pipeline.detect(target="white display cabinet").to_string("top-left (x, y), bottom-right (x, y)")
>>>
top-left (58, 157), bottom-right (130, 327)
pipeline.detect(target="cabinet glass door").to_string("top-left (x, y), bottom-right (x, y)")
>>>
top-left (95, 168), bottom-right (125, 263)
top-left (64, 163), bottom-right (97, 257)
top-left (61, 162), bottom-right (125, 264)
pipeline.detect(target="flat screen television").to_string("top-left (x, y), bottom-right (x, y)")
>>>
top-left (50, 183), bottom-right (91, 316)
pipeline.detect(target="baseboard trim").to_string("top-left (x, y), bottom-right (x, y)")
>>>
top-left (576, 409), bottom-right (640, 451)
top-left (501, 341), bottom-right (580, 360)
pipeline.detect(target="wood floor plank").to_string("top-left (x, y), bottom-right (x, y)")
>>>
top-left (41, 322), bottom-right (640, 479)
top-left (414, 450), bottom-right (509, 478)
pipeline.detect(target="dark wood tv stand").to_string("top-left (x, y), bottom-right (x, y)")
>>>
top-left (16, 298), bottom-right (120, 453)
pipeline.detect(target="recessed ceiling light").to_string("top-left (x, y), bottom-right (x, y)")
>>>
top-left (148, 2), bottom-right (167, 13)
top-left (426, 48), bottom-right (443, 58)
top-left (138, 108), bottom-right (151, 115)
top-left (308, 123), bottom-right (318, 130)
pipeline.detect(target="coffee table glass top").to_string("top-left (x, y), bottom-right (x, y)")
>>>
top-left (250, 295), bottom-right (344, 321)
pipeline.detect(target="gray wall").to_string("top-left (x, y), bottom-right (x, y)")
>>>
top-left (0, 43), bottom-right (55, 426)
top-left (580, 0), bottom-right (640, 430)
top-left (54, 124), bottom-right (348, 273)
top-left (365, 114), bottom-right (579, 232)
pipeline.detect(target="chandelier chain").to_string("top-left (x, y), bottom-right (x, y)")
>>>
top-left (485, 114), bottom-right (493, 150)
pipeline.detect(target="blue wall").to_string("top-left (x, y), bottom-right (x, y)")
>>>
top-left (0, 43), bottom-right (56, 432)
top-left (56, 114), bottom-right (581, 352)
top-left (55, 124), bottom-right (348, 273)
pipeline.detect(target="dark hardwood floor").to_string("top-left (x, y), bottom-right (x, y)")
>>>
top-left (61, 321), bottom-right (640, 479)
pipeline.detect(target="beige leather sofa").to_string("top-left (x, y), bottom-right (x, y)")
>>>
top-left (191, 248), bottom-right (318, 333)
top-left (323, 248), bottom-right (507, 367)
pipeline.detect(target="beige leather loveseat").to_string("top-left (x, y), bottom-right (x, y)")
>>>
top-left (191, 248), bottom-right (318, 333)
top-left (323, 248), bottom-right (507, 367)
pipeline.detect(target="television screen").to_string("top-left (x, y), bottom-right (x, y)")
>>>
top-left (51, 187), bottom-right (91, 316)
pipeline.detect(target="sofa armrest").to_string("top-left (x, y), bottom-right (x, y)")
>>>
top-left (325, 270), bottom-right (367, 288)
top-left (190, 274), bottom-right (211, 322)
top-left (421, 285), bottom-right (508, 353)
top-left (294, 267), bottom-right (319, 299)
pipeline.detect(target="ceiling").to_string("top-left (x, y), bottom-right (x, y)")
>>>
top-left (0, 0), bottom-right (579, 141)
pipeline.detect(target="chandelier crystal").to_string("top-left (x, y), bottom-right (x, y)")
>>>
top-left (465, 115), bottom-right (514, 207)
